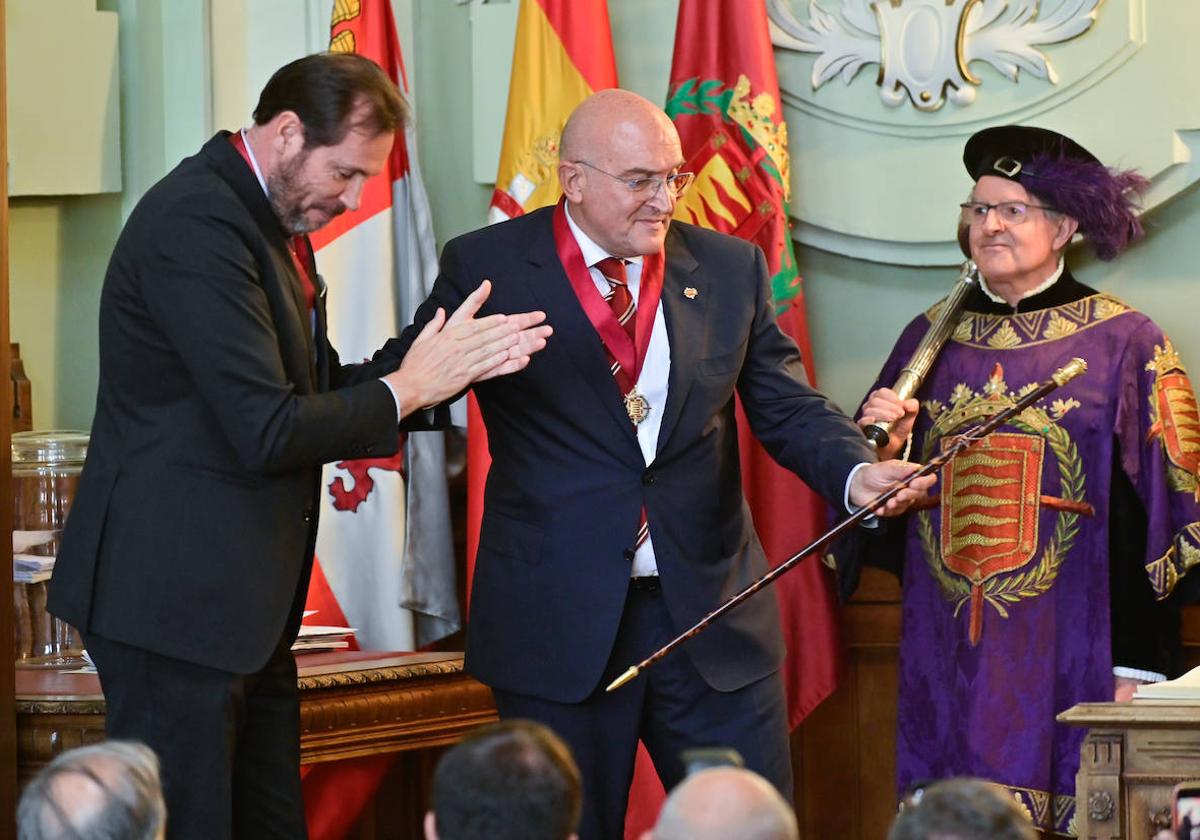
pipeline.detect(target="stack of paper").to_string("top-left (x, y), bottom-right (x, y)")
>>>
top-left (1134, 665), bottom-right (1200, 700)
top-left (14, 553), bottom-right (55, 584)
top-left (292, 625), bottom-right (356, 653)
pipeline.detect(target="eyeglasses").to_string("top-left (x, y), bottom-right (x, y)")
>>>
top-left (574, 161), bottom-right (695, 199)
top-left (959, 201), bottom-right (1056, 227)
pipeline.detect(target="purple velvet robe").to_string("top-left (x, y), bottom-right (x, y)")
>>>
top-left (859, 284), bottom-right (1200, 835)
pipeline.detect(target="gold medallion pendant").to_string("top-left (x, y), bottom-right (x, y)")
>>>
top-left (625, 391), bottom-right (651, 425)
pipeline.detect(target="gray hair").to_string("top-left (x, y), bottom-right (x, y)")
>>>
top-left (18, 741), bottom-right (166, 840)
top-left (888, 777), bottom-right (1036, 840)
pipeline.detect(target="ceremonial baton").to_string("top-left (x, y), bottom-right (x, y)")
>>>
top-left (606, 357), bottom-right (1088, 693)
top-left (863, 261), bottom-right (980, 449)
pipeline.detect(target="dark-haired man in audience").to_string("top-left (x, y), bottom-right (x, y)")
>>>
top-left (425, 720), bottom-right (582, 840)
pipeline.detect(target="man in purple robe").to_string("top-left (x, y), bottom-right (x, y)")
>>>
top-left (839, 126), bottom-right (1200, 835)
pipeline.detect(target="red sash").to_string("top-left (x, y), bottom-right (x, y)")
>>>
top-left (552, 200), bottom-right (664, 386)
top-left (228, 131), bottom-right (317, 313)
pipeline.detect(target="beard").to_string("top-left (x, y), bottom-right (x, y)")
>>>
top-left (268, 151), bottom-right (345, 235)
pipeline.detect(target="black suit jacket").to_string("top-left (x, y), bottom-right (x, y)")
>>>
top-left (377, 206), bottom-right (876, 703)
top-left (48, 133), bottom-right (433, 674)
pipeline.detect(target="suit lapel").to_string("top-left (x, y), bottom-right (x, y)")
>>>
top-left (314, 272), bottom-right (331, 391)
top-left (204, 133), bottom-right (318, 390)
top-left (521, 215), bottom-right (640, 446)
top-left (656, 227), bottom-right (705, 455)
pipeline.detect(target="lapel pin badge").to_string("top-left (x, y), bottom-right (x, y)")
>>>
top-left (683, 287), bottom-right (698, 300)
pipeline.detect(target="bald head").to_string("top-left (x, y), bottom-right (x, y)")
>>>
top-left (648, 768), bottom-right (798, 840)
top-left (557, 89), bottom-right (685, 258)
top-left (560, 89), bottom-right (676, 163)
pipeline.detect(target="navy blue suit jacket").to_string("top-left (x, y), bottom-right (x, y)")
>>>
top-left (382, 206), bottom-right (876, 703)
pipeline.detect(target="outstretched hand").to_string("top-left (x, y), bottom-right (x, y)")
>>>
top-left (384, 280), bottom-right (553, 413)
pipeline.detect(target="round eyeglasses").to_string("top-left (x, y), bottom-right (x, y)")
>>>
top-left (575, 161), bottom-right (696, 199)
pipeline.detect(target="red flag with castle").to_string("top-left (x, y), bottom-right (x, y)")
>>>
top-left (665, 0), bottom-right (841, 735)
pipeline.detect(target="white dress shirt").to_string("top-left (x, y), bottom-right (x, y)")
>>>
top-left (240, 128), bottom-right (403, 423)
top-left (565, 206), bottom-right (670, 576)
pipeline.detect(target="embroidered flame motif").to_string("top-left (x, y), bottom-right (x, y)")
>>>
top-left (918, 363), bottom-right (1090, 645)
top-left (941, 435), bottom-right (1044, 644)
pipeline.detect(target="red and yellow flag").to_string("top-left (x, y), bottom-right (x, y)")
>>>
top-left (667, 0), bottom-right (840, 727)
top-left (469, 0), bottom-right (618, 601)
top-left (486, 0), bottom-right (618, 222)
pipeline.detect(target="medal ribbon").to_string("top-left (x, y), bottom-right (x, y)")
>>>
top-left (552, 200), bottom-right (664, 392)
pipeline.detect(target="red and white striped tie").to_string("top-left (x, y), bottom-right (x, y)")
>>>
top-left (595, 257), bottom-right (650, 551)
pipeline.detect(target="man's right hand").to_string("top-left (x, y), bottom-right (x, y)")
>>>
top-left (384, 280), bottom-right (552, 414)
top-left (858, 387), bottom-right (919, 460)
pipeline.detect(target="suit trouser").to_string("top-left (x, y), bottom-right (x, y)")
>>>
top-left (83, 630), bottom-right (307, 840)
top-left (491, 583), bottom-right (793, 840)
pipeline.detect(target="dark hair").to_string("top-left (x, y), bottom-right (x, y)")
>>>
top-left (18, 741), bottom-right (166, 840)
top-left (888, 778), bottom-right (1036, 840)
top-left (432, 720), bottom-right (582, 840)
top-left (253, 52), bottom-right (408, 148)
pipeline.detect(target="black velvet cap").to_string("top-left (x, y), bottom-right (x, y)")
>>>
top-left (963, 125), bottom-right (1100, 182)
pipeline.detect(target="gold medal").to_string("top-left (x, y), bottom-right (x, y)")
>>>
top-left (624, 390), bottom-right (651, 425)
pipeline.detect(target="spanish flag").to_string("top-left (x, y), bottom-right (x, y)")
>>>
top-left (469, 0), bottom-right (618, 598)
top-left (485, 0), bottom-right (618, 223)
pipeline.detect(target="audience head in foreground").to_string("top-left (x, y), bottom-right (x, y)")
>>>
top-left (18, 740), bottom-right (166, 840)
top-left (425, 719), bottom-right (581, 840)
top-left (888, 777), bottom-right (1036, 840)
top-left (644, 766), bottom-right (799, 840)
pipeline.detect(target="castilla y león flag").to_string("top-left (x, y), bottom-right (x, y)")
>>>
top-left (300, 1), bottom-right (454, 837)
top-left (666, 0), bottom-right (841, 729)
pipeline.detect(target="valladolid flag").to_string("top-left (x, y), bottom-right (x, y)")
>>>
top-left (469, 0), bottom-right (618, 600)
top-left (305, 0), bottom-right (457, 653)
top-left (667, 0), bottom-right (841, 727)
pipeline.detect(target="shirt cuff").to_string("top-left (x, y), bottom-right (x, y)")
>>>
top-left (845, 462), bottom-right (879, 528)
top-left (1113, 666), bottom-right (1167, 683)
top-left (379, 378), bottom-right (403, 424)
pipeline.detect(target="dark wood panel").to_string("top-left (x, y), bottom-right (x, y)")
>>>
top-left (797, 566), bottom-right (1200, 840)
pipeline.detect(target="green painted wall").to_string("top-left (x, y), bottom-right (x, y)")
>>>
top-left (11, 0), bottom-right (1200, 429)
top-left (413, 0), bottom-right (1200, 416)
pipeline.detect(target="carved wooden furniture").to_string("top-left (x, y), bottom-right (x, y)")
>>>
top-left (1059, 701), bottom-right (1200, 840)
top-left (15, 650), bottom-right (497, 783)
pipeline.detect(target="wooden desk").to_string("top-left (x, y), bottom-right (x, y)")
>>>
top-left (15, 650), bottom-right (497, 782)
top-left (1059, 701), bottom-right (1200, 840)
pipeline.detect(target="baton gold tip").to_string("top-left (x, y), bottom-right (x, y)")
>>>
top-left (606, 666), bottom-right (640, 692)
top-left (1052, 357), bottom-right (1088, 387)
